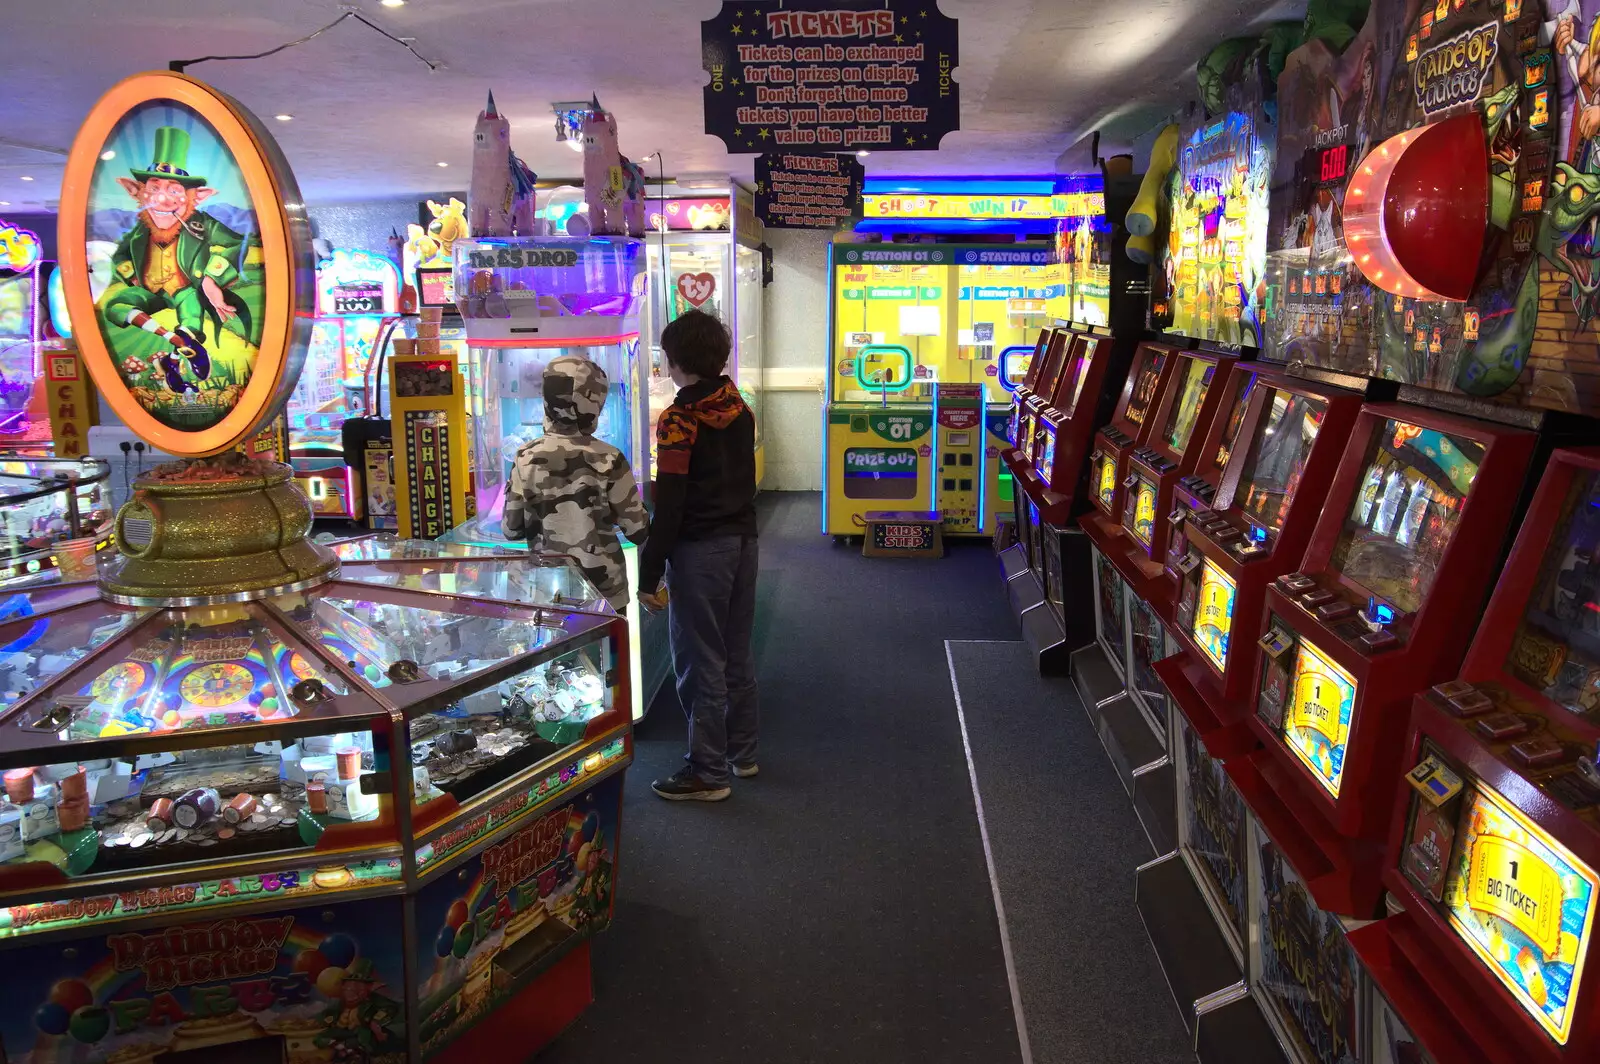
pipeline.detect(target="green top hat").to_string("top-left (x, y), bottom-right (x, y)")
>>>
top-left (129, 127), bottom-right (207, 188)
top-left (343, 958), bottom-right (383, 984)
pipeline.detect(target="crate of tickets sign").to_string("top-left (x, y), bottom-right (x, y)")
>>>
top-left (862, 510), bottom-right (944, 559)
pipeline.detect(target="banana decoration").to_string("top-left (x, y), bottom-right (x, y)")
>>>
top-left (1126, 124), bottom-right (1179, 239)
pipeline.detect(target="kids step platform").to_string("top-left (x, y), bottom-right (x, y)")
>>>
top-left (862, 510), bottom-right (944, 559)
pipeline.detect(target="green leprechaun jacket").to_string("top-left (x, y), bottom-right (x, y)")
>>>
top-left (111, 212), bottom-right (246, 292)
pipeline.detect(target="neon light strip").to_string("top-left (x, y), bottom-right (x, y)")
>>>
top-left (465, 332), bottom-right (641, 349)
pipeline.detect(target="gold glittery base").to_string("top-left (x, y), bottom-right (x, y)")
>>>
top-left (101, 462), bottom-right (338, 604)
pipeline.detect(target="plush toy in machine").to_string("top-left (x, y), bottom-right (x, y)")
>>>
top-left (426, 197), bottom-right (470, 258)
top-left (469, 92), bottom-right (540, 237)
top-left (580, 97), bottom-right (647, 237)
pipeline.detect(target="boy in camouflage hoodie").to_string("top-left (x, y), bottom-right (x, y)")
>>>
top-left (503, 356), bottom-right (648, 610)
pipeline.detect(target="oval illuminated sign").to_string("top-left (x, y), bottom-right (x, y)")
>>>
top-left (58, 71), bottom-right (313, 458)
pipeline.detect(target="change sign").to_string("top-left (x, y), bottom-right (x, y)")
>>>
top-left (702, 0), bottom-right (960, 153)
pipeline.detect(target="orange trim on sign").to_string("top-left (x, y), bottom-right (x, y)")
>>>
top-left (57, 71), bottom-right (302, 458)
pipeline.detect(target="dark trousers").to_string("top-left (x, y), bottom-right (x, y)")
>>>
top-left (666, 534), bottom-right (759, 786)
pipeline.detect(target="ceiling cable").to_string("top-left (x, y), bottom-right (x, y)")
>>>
top-left (169, 11), bottom-right (438, 74)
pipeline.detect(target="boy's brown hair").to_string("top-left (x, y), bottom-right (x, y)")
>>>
top-left (660, 309), bottom-right (732, 378)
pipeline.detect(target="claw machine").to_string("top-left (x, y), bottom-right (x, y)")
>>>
top-left (437, 236), bottom-right (662, 721)
top-left (639, 185), bottom-right (766, 484)
top-left (825, 242), bottom-right (1056, 538)
top-left (286, 249), bottom-right (400, 519)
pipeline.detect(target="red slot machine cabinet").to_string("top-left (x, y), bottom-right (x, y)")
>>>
top-left (1156, 365), bottom-right (1364, 757)
top-left (1007, 328), bottom-right (1072, 568)
top-left (1017, 328), bottom-right (1075, 469)
top-left (1012, 331), bottom-right (1118, 526)
top-left (1005, 327), bottom-right (1055, 457)
top-left (1116, 346), bottom-right (1240, 593)
top-left (1225, 403), bottom-right (1535, 917)
top-left (1078, 340), bottom-right (1184, 548)
top-left (1351, 447), bottom-right (1600, 1064)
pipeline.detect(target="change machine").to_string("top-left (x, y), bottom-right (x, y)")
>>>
top-left (825, 242), bottom-right (1054, 539)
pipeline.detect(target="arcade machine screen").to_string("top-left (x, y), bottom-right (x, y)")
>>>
top-left (1505, 469), bottom-right (1600, 720)
top-left (1437, 776), bottom-right (1598, 1045)
top-left (1057, 336), bottom-right (1096, 419)
top-left (1278, 419), bottom-right (1484, 798)
top-left (287, 250), bottom-right (399, 519)
top-left (1162, 355), bottom-right (1216, 456)
top-left (1094, 347), bottom-right (1164, 514)
top-left (1194, 559), bottom-right (1237, 673)
top-left (1233, 390), bottom-right (1327, 541)
top-left (1329, 420), bottom-right (1483, 616)
top-left (1123, 350), bottom-right (1166, 432)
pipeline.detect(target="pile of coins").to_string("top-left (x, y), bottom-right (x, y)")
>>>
top-left (97, 790), bottom-right (301, 853)
top-left (413, 716), bottom-right (549, 791)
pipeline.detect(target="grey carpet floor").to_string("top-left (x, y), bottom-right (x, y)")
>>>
top-left (945, 638), bottom-right (1194, 1064)
top-left (535, 492), bottom-right (1023, 1064)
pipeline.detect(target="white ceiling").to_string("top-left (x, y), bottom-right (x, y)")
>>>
top-left (1, 0), bottom-right (1304, 210)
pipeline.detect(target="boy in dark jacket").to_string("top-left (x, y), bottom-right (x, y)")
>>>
top-left (640, 310), bottom-right (759, 802)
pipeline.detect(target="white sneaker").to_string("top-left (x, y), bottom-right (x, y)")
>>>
top-left (732, 763), bottom-right (759, 779)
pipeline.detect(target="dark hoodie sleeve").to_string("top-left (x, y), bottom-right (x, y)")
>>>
top-left (639, 406), bottom-right (699, 593)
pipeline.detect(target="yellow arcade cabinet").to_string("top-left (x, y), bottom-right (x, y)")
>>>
top-left (825, 242), bottom-right (1055, 539)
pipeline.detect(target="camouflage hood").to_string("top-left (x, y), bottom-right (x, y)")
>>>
top-left (543, 355), bottom-right (608, 436)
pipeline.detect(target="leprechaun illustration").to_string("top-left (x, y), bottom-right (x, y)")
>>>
top-left (316, 958), bottom-right (403, 1061)
top-left (105, 126), bottom-right (253, 394)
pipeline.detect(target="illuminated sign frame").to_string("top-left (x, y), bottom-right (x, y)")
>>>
top-left (1281, 638), bottom-right (1358, 797)
top-left (1193, 559), bottom-right (1237, 673)
top-left (862, 192), bottom-right (1105, 220)
top-left (57, 71), bottom-right (313, 458)
top-left (1443, 780), bottom-right (1598, 1045)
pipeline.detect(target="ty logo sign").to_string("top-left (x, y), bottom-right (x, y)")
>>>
top-left (676, 272), bottom-right (716, 307)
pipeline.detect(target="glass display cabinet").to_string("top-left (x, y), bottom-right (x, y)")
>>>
top-left (0, 536), bottom-right (630, 1064)
top-left (0, 455), bottom-right (114, 587)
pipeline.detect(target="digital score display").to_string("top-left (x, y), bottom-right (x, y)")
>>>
top-left (1129, 478), bottom-right (1157, 545)
top-left (1280, 638), bottom-right (1358, 797)
top-left (1442, 781), bottom-right (1598, 1045)
top-left (1193, 559), bottom-right (1237, 673)
top-left (1095, 454), bottom-right (1117, 510)
top-left (1318, 143), bottom-right (1350, 185)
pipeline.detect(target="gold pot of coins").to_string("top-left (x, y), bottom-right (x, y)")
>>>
top-left (100, 453), bottom-right (337, 605)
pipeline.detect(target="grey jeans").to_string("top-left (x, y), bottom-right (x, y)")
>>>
top-left (667, 534), bottom-right (759, 786)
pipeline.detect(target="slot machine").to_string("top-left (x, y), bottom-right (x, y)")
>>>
top-left (1117, 347), bottom-right (1240, 590)
top-left (1157, 365), bottom-right (1364, 755)
top-left (1079, 341), bottom-right (1184, 546)
top-left (1226, 403), bottom-right (1535, 916)
top-left (1351, 447), bottom-right (1600, 1064)
top-left (1005, 328), bottom-right (1070, 569)
top-left (1016, 330), bottom-right (1119, 525)
top-left (1005, 327), bottom-right (1055, 457)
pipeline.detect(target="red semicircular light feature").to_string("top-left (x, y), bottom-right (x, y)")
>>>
top-left (1343, 112), bottom-right (1489, 302)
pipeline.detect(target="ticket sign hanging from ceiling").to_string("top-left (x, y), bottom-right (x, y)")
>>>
top-left (57, 71), bottom-right (314, 459)
top-left (702, 1), bottom-right (960, 153)
top-left (755, 152), bottom-right (865, 228)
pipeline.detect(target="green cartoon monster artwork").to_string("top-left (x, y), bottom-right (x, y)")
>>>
top-left (1539, 164), bottom-right (1600, 322)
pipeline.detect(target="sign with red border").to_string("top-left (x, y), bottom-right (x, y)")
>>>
top-left (57, 71), bottom-right (314, 458)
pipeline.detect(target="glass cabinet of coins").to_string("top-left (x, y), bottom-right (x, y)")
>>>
top-left (0, 536), bottom-right (627, 983)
